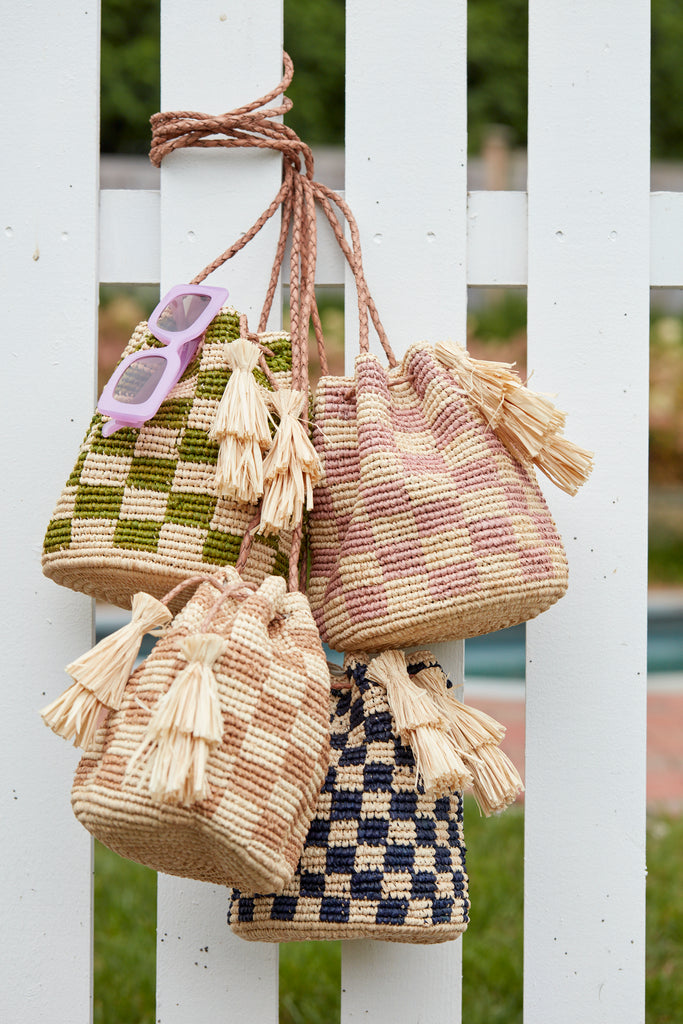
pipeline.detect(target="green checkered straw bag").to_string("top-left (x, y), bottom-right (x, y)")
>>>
top-left (42, 310), bottom-right (299, 608)
top-left (42, 56), bottom-right (326, 609)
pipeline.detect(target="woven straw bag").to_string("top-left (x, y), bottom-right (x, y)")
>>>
top-left (42, 310), bottom-right (298, 608)
top-left (308, 338), bottom-right (593, 652)
top-left (42, 56), bottom-right (325, 610)
top-left (68, 568), bottom-right (331, 893)
top-left (229, 650), bottom-right (523, 943)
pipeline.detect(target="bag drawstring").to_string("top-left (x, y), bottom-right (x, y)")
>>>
top-left (149, 52), bottom-right (398, 536)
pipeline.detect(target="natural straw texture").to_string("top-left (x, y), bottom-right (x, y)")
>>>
top-left (308, 344), bottom-right (572, 651)
top-left (229, 652), bottom-right (469, 943)
top-left (71, 569), bottom-right (331, 893)
top-left (406, 652), bottom-right (524, 816)
top-left (42, 310), bottom-right (296, 609)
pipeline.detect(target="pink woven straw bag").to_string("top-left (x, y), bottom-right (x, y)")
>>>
top-left (150, 59), bottom-right (592, 654)
top-left (299, 192), bottom-right (594, 650)
top-left (308, 337), bottom-right (593, 652)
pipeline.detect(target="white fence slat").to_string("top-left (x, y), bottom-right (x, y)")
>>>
top-left (526, 4), bottom-right (649, 1023)
top-left (343, 3), bottom-right (467, 1021)
top-left (0, 3), bottom-right (100, 1024)
top-left (155, 2), bottom-right (282, 1021)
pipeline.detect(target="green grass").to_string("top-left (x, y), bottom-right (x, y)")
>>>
top-left (645, 815), bottom-right (683, 1024)
top-left (94, 843), bottom-right (156, 1024)
top-left (279, 941), bottom-right (341, 1024)
top-left (94, 809), bottom-right (683, 1023)
top-left (461, 800), bottom-right (524, 1023)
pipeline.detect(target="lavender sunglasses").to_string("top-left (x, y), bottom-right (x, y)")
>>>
top-left (98, 283), bottom-right (229, 436)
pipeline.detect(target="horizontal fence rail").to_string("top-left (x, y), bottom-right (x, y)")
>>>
top-left (100, 188), bottom-right (680, 288)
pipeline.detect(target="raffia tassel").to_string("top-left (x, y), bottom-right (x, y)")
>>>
top-left (529, 432), bottom-right (595, 497)
top-left (128, 633), bottom-right (227, 806)
top-left (434, 340), bottom-right (593, 495)
top-left (435, 340), bottom-right (526, 424)
top-left (409, 725), bottom-right (474, 797)
top-left (366, 651), bottom-right (472, 796)
top-left (411, 660), bottom-right (524, 816)
top-left (215, 434), bottom-right (264, 504)
top-left (258, 389), bottom-right (323, 536)
top-left (410, 664), bottom-right (506, 747)
top-left (467, 744), bottom-right (525, 817)
top-left (368, 651), bottom-right (445, 735)
top-left (41, 592), bottom-right (172, 749)
top-left (210, 339), bottom-right (271, 444)
top-left (210, 339), bottom-right (272, 502)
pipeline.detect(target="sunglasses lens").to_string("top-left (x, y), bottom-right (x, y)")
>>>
top-left (112, 355), bottom-right (167, 405)
top-left (156, 293), bottom-right (212, 333)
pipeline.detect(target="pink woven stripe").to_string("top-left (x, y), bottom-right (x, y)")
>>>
top-left (410, 496), bottom-right (468, 536)
top-left (374, 536), bottom-right (428, 580)
top-left (334, 518), bottom-right (377, 556)
top-left (343, 582), bottom-right (389, 624)
top-left (427, 560), bottom-right (481, 599)
top-left (519, 546), bottom-right (556, 579)
top-left (359, 477), bottom-right (413, 517)
top-left (390, 405), bottom-right (431, 432)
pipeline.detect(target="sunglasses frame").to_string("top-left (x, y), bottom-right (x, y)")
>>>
top-left (98, 284), bottom-right (229, 435)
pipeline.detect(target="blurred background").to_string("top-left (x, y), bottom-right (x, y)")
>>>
top-left (93, 3), bottom-right (683, 1023)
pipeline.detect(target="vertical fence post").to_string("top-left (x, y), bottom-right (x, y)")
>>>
top-left (155, 2), bottom-right (283, 1020)
top-left (0, 3), bottom-right (101, 1022)
top-left (525, 3), bottom-right (650, 1022)
top-left (343, 3), bottom-right (468, 1020)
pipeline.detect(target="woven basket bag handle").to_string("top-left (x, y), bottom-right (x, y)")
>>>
top-left (149, 52), bottom-right (398, 389)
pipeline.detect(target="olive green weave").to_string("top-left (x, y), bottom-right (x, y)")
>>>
top-left (43, 307), bottom-right (295, 609)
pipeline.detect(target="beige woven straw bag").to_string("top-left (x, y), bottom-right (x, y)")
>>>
top-left (62, 556), bottom-right (330, 893)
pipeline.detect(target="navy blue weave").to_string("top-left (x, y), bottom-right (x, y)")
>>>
top-left (229, 656), bottom-right (469, 940)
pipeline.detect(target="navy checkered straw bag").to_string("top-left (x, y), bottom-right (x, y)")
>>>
top-left (228, 653), bottom-right (470, 943)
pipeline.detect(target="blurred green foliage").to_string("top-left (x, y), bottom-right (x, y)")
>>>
top-left (101, 0), bottom-right (683, 158)
top-left (468, 291), bottom-right (527, 343)
top-left (651, 0), bottom-right (683, 158)
top-left (284, 0), bottom-right (345, 147)
top-left (100, 0), bottom-right (345, 153)
top-left (467, 0), bottom-right (527, 154)
top-left (101, 0), bottom-right (160, 153)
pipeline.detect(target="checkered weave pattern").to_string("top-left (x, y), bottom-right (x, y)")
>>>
top-left (42, 308), bottom-right (295, 609)
top-left (229, 653), bottom-right (469, 943)
top-left (71, 569), bottom-right (331, 893)
top-left (308, 344), bottom-right (569, 651)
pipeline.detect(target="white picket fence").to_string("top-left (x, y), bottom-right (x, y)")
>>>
top-left (1, 1), bottom-right (656, 1021)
